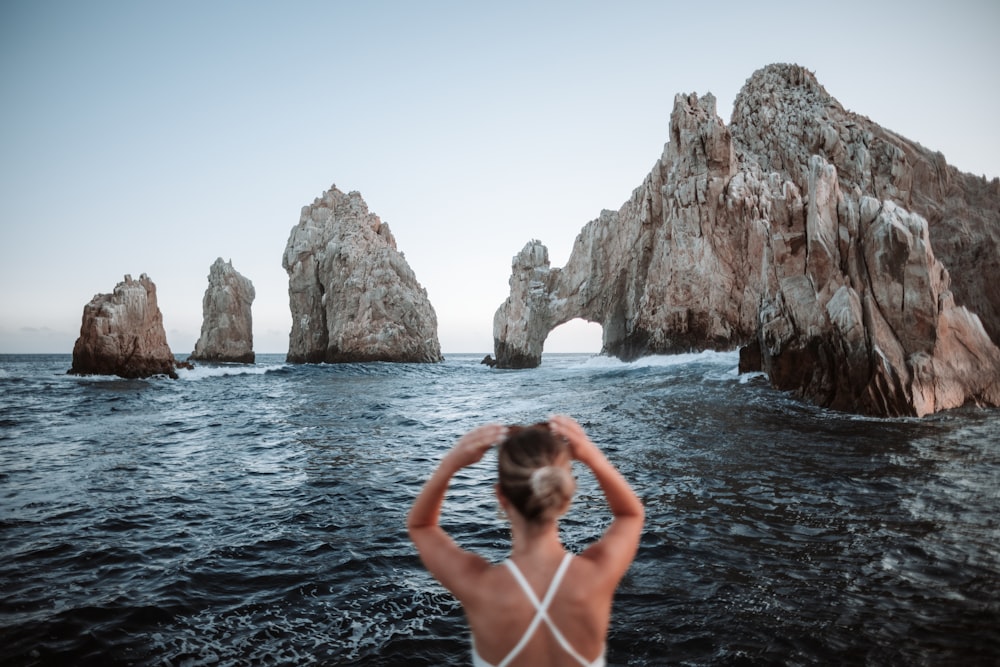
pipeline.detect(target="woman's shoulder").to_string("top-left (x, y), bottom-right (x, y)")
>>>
top-left (568, 549), bottom-right (631, 598)
top-left (459, 559), bottom-right (533, 619)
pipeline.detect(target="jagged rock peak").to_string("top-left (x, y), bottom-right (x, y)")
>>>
top-left (69, 273), bottom-right (178, 379)
top-left (283, 184), bottom-right (443, 364)
top-left (739, 63), bottom-right (828, 98)
top-left (190, 258), bottom-right (255, 363)
top-left (732, 64), bottom-right (840, 134)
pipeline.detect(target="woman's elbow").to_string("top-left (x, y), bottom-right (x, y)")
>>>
top-left (406, 513), bottom-right (425, 541)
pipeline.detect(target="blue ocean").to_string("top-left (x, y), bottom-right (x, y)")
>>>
top-left (1, 352), bottom-right (998, 665)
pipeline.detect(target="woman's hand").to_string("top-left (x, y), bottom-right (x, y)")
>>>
top-left (548, 414), bottom-right (600, 463)
top-left (443, 423), bottom-right (508, 471)
top-left (549, 413), bottom-right (644, 582)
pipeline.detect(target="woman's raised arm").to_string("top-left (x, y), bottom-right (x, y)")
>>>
top-left (407, 423), bottom-right (507, 596)
top-left (548, 414), bottom-right (644, 581)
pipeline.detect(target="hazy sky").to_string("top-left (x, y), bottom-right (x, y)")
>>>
top-left (2, 0), bottom-right (997, 354)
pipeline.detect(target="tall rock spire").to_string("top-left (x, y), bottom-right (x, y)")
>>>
top-left (283, 185), bottom-right (443, 364)
top-left (190, 258), bottom-right (255, 363)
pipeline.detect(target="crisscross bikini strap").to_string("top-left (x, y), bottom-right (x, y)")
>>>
top-left (506, 552), bottom-right (573, 610)
top-left (500, 554), bottom-right (594, 667)
top-left (494, 558), bottom-right (553, 667)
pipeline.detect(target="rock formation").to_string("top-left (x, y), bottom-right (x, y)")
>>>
top-left (493, 63), bottom-right (1000, 417)
top-left (283, 185), bottom-right (443, 364)
top-left (70, 274), bottom-right (179, 379)
top-left (190, 258), bottom-right (255, 363)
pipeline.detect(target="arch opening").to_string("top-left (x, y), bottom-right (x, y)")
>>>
top-left (543, 318), bottom-right (603, 354)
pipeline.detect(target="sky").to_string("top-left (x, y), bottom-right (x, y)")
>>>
top-left (1, 1), bottom-right (998, 355)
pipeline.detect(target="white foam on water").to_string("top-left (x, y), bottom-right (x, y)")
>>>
top-left (177, 362), bottom-right (287, 381)
top-left (738, 370), bottom-right (767, 384)
top-left (575, 349), bottom-right (739, 370)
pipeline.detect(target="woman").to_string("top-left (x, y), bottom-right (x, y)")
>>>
top-left (407, 414), bottom-right (644, 667)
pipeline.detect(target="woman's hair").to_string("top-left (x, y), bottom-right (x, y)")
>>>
top-left (498, 422), bottom-right (575, 523)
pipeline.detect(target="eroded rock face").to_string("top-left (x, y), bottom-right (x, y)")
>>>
top-left (190, 258), bottom-right (255, 363)
top-left (283, 185), bottom-right (443, 364)
top-left (493, 241), bottom-right (559, 368)
top-left (70, 274), bottom-right (178, 379)
top-left (493, 92), bottom-right (759, 366)
top-left (494, 63), bottom-right (1000, 417)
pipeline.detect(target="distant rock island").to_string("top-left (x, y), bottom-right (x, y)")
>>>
top-left (283, 185), bottom-right (443, 363)
top-left (190, 258), bottom-right (255, 363)
top-left (493, 63), bottom-right (1000, 417)
top-left (69, 274), bottom-right (179, 379)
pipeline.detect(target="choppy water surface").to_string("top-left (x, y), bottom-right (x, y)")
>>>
top-left (1, 353), bottom-right (998, 665)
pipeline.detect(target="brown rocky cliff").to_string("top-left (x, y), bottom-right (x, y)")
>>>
top-left (69, 274), bottom-right (178, 379)
top-left (493, 63), bottom-right (1000, 417)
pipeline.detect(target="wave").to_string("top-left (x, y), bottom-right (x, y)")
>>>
top-left (738, 370), bottom-right (768, 384)
top-left (576, 349), bottom-right (739, 370)
top-left (177, 362), bottom-right (289, 381)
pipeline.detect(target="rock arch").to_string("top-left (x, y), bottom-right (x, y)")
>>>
top-left (494, 90), bottom-right (756, 370)
top-left (493, 64), bottom-right (1000, 417)
top-left (492, 241), bottom-right (603, 367)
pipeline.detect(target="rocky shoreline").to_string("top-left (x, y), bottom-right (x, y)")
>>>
top-left (67, 64), bottom-right (1000, 417)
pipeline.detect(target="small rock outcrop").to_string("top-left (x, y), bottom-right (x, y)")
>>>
top-left (283, 185), bottom-right (443, 364)
top-left (494, 64), bottom-right (1000, 417)
top-left (70, 274), bottom-right (178, 379)
top-left (190, 258), bottom-right (255, 363)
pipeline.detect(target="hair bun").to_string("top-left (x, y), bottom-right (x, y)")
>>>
top-left (529, 465), bottom-right (575, 519)
top-left (497, 424), bottom-right (575, 522)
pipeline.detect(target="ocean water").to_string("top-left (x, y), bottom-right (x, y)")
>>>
top-left (1, 352), bottom-right (998, 666)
